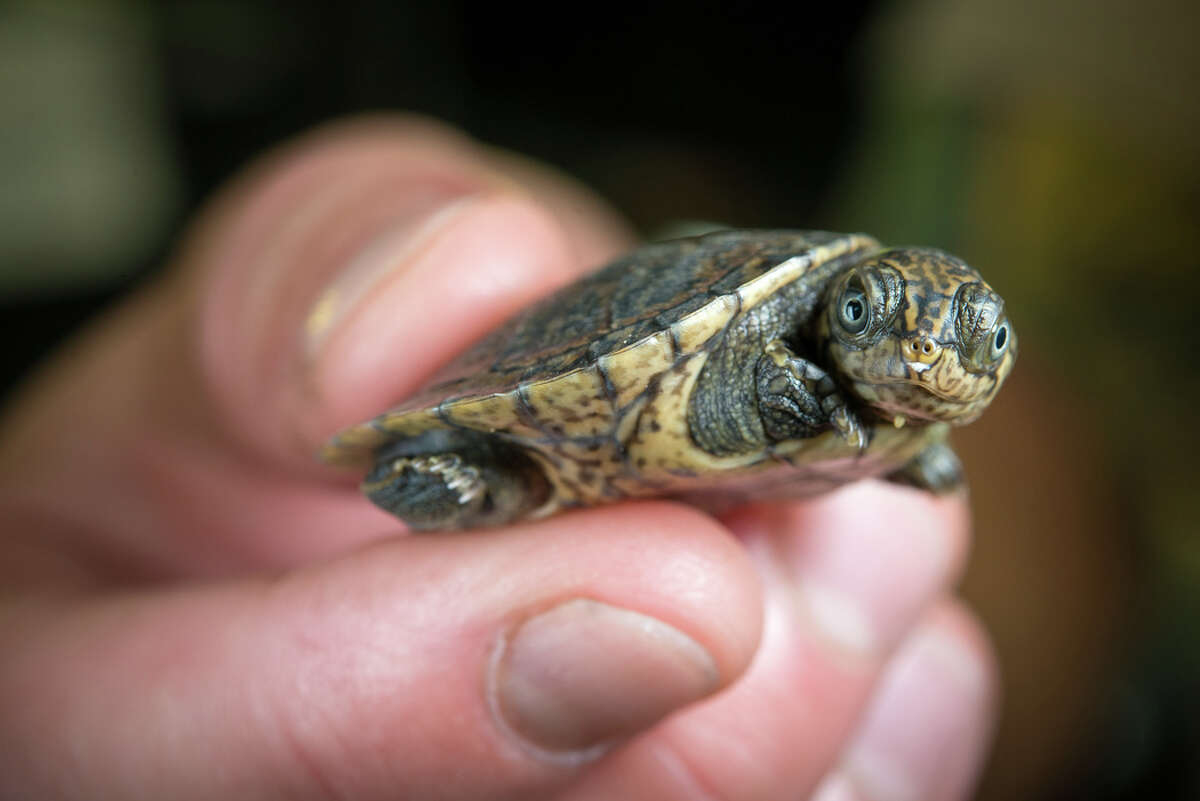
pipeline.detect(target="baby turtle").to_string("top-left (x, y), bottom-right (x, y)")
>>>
top-left (323, 230), bottom-right (1016, 530)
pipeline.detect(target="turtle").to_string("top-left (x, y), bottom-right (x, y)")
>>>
top-left (322, 230), bottom-right (1016, 531)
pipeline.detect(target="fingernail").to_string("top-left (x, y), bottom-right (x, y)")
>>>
top-left (303, 194), bottom-right (482, 353)
top-left (491, 599), bottom-right (719, 755)
top-left (834, 622), bottom-right (992, 801)
top-left (781, 484), bottom-right (958, 655)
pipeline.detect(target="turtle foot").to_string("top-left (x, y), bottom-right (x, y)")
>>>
top-left (757, 339), bottom-right (867, 451)
top-left (361, 436), bottom-right (551, 531)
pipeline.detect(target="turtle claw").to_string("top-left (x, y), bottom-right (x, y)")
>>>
top-left (830, 406), bottom-right (869, 452)
top-left (361, 453), bottom-right (487, 530)
top-left (361, 435), bottom-right (552, 531)
top-left (757, 339), bottom-right (867, 448)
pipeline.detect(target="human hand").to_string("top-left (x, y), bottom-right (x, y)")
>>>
top-left (0, 117), bottom-right (996, 801)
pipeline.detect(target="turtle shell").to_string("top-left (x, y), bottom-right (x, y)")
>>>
top-left (324, 230), bottom-right (945, 516)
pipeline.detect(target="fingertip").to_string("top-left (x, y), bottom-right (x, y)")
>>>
top-left (305, 190), bottom-right (581, 442)
top-left (476, 504), bottom-right (765, 759)
top-left (831, 599), bottom-right (999, 801)
top-left (724, 482), bottom-right (970, 657)
top-left (190, 118), bottom-right (596, 468)
top-left (553, 497), bottom-right (986, 801)
top-left (400, 502), bottom-right (764, 688)
top-left (536, 502), bottom-right (765, 684)
top-left (921, 600), bottom-right (1001, 727)
top-left (480, 144), bottom-right (638, 268)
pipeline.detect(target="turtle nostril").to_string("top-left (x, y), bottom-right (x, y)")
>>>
top-left (907, 336), bottom-right (939, 361)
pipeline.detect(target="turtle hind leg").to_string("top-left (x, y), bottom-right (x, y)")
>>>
top-left (363, 437), bottom-right (550, 531)
top-left (886, 440), bottom-right (966, 494)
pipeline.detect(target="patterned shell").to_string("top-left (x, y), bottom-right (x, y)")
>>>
top-left (323, 230), bottom-right (879, 470)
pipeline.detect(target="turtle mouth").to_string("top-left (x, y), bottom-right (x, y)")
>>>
top-left (844, 353), bottom-right (994, 405)
top-left (841, 368), bottom-right (996, 425)
top-left (844, 378), bottom-right (979, 424)
top-left (843, 370), bottom-right (976, 403)
top-left (879, 375), bottom-right (971, 403)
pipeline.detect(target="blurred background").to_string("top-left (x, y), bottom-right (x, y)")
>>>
top-left (1, 1), bottom-right (1196, 798)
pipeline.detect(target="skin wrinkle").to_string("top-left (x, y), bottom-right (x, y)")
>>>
top-left (644, 738), bottom-right (731, 801)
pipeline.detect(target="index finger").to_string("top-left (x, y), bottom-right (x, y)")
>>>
top-left (192, 115), bottom-right (636, 467)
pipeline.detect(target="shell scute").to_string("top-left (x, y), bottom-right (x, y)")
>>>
top-left (439, 394), bottom-right (539, 440)
top-left (520, 368), bottom-right (613, 439)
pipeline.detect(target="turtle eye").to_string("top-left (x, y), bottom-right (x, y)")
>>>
top-left (990, 322), bottom-right (1010, 359)
top-left (838, 286), bottom-right (870, 335)
top-left (969, 318), bottom-right (1011, 369)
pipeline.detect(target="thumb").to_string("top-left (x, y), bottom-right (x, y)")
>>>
top-left (2, 506), bottom-right (761, 801)
top-left (190, 116), bottom-right (598, 469)
top-left (0, 118), bottom-right (767, 800)
top-left (0, 117), bottom-right (629, 572)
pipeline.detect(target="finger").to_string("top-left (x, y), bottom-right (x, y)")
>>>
top-left (0, 116), bottom-right (633, 575)
top-left (0, 504), bottom-right (762, 801)
top-left (192, 116), bottom-right (633, 465)
top-left (812, 601), bottom-right (997, 801)
top-left (559, 483), bottom-right (970, 800)
top-left (478, 142), bottom-right (635, 269)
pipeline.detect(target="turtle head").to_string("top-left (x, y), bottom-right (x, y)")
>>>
top-left (817, 248), bottom-right (1017, 425)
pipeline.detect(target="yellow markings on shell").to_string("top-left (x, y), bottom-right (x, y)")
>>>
top-left (736, 234), bottom-right (877, 309)
top-left (321, 408), bottom-right (446, 467)
top-left (522, 367), bottom-right (612, 438)
top-left (623, 353), bottom-right (763, 485)
top-left (440, 394), bottom-right (541, 439)
top-left (517, 448), bottom-right (566, 520)
top-left (376, 408), bottom-right (445, 437)
top-left (541, 439), bottom-right (626, 504)
top-left (671, 293), bottom-right (739, 353)
top-left (320, 422), bottom-right (391, 466)
top-left (613, 395), bottom-right (648, 449)
top-left (446, 368), bottom-right (630, 509)
top-left (600, 330), bottom-right (677, 409)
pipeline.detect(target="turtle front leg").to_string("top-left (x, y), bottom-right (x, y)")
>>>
top-left (886, 440), bottom-right (965, 494)
top-left (756, 339), bottom-right (867, 450)
top-left (362, 439), bottom-right (550, 531)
